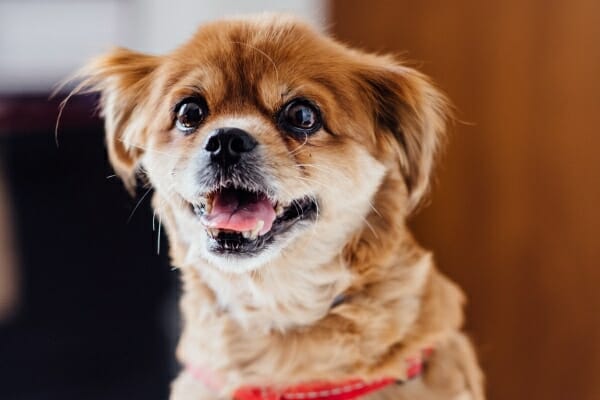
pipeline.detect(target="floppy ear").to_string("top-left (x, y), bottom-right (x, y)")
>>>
top-left (71, 48), bottom-right (159, 191)
top-left (360, 60), bottom-right (450, 212)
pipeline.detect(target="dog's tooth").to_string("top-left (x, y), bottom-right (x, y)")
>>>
top-left (242, 230), bottom-right (251, 239)
top-left (208, 228), bottom-right (219, 237)
top-left (275, 203), bottom-right (284, 216)
top-left (205, 195), bottom-right (215, 214)
top-left (249, 220), bottom-right (264, 240)
top-left (192, 204), bottom-right (203, 215)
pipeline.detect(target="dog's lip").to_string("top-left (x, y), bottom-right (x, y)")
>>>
top-left (199, 188), bottom-right (277, 236)
top-left (205, 196), bottom-right (318, 256)
top-left (184, 187), bottom-right (318, 255)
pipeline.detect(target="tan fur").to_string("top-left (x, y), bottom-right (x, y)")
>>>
top-left (78, 13), bottom-right (484, 400)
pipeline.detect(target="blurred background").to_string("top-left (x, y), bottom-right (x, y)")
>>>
top-left (0, 0), bottom-right (598, 399)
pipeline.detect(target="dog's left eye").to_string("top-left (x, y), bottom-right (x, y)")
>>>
top-left (175, 97), bottom-right (208, 134)
top-left (278, 99), bottom-right (322, 136)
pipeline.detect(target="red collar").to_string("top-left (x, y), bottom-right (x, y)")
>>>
top-left (186, 347), bottom-right (433, 400)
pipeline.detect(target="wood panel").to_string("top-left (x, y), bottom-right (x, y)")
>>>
top-left (331, 1), bottom-right (600, 399)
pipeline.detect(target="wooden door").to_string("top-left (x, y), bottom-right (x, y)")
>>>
top-left (331, 1), bottom-right (600, 399)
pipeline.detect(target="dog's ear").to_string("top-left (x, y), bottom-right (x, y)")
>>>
top-left (358, 59), bottom-right (450, 212)
top-left (73, 48), bottom-right (159, 191)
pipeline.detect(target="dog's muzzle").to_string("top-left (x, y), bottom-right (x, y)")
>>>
top-left (186, 127), bottom-right (319, 256)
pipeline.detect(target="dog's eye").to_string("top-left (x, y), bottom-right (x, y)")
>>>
top-left (175, 97), bottom-right (208, 134)
top-left (278, 99), bottom-right (322, 136)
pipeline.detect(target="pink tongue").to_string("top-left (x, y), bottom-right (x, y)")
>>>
top-left (200, 190), bottom-right (276, 235)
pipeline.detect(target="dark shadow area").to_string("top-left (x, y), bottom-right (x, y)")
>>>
top-left (0, 95), bottom-right (178, 400)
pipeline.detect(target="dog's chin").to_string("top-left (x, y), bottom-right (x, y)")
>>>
top-left (184, 185), bottom-right (319, 273)
top-left (200, 238), bottom-right (289, 273)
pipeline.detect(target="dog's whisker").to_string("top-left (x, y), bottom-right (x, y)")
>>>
top-left (367, 201), bottom-right (383, 218)
top-left (289, 133), bottom-right (309, 156)
top-left (152, 207), bottom-right (157, 231)
top-left (157, 214), bottom-right (163, 255)
top-left (361, 216), bottom-right (379, 239)
top-left (127, 187), bottom-right (153, 223)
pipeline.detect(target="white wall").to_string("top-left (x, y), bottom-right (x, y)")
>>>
top-left (0, 0), bottom-right (328, 93)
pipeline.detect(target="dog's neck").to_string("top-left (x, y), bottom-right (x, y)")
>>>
top-left (190, 251), bottom-right (353, 331)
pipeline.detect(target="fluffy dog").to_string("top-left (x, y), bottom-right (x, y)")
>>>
top-left (77, 14), bottom-right (484, 400)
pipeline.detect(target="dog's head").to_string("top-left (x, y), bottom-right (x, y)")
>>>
top-left (79, 15), bottom-right (448, 273)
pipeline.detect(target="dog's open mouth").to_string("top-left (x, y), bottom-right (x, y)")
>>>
top-left (189, 187), bottom-right (318, 255)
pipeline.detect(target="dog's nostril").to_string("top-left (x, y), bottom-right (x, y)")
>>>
top-left (229, 133), bottom-right (256, 155)
top-left (204, 127), bottom-right (258, 165)
top-left (205, 133), bottom-right (222, 153)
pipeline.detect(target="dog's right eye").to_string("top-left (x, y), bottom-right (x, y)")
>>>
top-left (175, 97), bottom-right (208, 134)
top-left (277, 99), bottom-right (322, 137)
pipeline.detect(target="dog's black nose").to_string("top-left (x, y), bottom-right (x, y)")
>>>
top-left (204, 128), bottom-right (258, 166)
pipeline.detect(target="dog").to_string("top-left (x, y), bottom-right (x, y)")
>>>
top-left (75, 13), bottom-right (484, 400)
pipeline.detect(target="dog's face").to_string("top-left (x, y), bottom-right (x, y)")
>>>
top-left (81, 15), bottom-right (447, 273)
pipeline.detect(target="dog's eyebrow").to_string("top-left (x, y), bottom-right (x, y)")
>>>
top-left (311, 75), bottom-right (352, 106)
top-left (175, 85), bottom-right (205, 100)
top-left (280, 86), bottom-right (292, 99)
top-left (183, 85), bottom-right (204, 93)
top-left (168, 85), bottom-right (207, 110)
